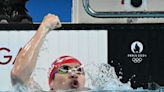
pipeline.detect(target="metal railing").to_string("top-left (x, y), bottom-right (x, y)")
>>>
top-left (83, 0), bottom-right (164, 18)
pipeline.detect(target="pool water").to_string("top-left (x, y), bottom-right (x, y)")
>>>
top-left (9, 63), bottom-right (164, 92)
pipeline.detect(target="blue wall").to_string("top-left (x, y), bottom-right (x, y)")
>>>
top-left (26, 0), bottom-right (72, 22)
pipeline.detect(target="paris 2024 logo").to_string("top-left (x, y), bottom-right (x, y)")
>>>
top-left (127, 41), bottom-right (147, 63)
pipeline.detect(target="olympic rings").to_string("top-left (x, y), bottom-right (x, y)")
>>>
top-left (132, 58), bottom-right (142, 63)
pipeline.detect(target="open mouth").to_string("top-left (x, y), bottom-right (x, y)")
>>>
top-left (71, 80), bottom-right (80, 88)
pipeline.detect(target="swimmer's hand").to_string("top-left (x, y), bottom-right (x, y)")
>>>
top-left (39, 13), bottom-right (62, 34)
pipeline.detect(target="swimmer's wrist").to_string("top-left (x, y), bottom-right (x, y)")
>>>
top-left (39, 23), bottom-right (53, 33)
top-left (38, 26), bottom-right (50, 36)
top-left (43, 24), bottom-right (56, 31)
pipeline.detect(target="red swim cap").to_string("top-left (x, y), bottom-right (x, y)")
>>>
top-left (48, 56), bottom-right (81, 85)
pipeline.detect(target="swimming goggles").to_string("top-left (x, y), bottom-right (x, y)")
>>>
top-left (56, 65), bottom-right (84, 74)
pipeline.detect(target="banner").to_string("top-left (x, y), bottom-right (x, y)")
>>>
top-left (109, 29), bottom-right (164, 88)
top-left (0, 30), bottom-right (107, 91)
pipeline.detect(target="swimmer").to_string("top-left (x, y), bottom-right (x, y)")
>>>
top-left (11, 14), bottom-right (86, 91)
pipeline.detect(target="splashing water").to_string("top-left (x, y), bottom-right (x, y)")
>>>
top-left (10, 78), bottom-right (42, 92)
top-left (84, 63), bottom-right (164, 92)
top-left (85, 63), bottom-right (133, 91)
top-left (11, 84), bottom-right (29, 92)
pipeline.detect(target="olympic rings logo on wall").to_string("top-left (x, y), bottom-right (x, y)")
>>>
top-left (132, 58), bottom-right (142, 63)
top-left (127, 41), bottom-right (147, 64)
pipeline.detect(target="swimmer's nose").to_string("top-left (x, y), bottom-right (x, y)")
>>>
top-left (69, 73), bottom-right (78, 79)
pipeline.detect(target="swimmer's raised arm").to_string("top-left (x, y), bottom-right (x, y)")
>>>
top-left (11, 14), bottom-right (61, 85)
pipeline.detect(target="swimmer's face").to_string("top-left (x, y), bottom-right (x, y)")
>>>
top-left (50, 63), bottom-right (85, 91)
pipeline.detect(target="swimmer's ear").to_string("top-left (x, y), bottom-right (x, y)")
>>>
top-left (50, 82), bottom-right (55, 91)
top-left (50, 88), bottom-right (53, 91)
